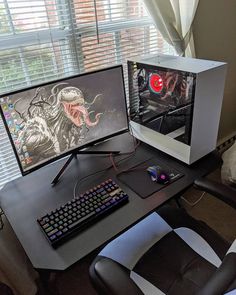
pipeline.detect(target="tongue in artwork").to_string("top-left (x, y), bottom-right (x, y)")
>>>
top-left (59, 87), bottom-right (102, 127)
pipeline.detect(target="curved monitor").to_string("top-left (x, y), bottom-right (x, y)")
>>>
top-left (0, 65), bottom-right (129, 175)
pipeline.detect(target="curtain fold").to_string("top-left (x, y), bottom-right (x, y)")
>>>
top-left (143, 0), bottom-right (199, 57)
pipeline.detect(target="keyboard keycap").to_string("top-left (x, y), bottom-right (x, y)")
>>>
top-left (68, 212), bottom-right (95, 230)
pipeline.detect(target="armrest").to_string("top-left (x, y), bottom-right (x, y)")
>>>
top-left (196, 252), bottom-right (236, 295)
top-left (90, 256), bottom-right (144, 295)
top-left (194, 178), bottom-right (236, 210)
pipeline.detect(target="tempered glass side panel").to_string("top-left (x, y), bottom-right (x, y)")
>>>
top-left (128, 61), bottom-right (196, 145)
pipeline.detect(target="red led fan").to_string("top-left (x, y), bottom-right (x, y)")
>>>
top-left (149, 73), bottom-right (163, 93)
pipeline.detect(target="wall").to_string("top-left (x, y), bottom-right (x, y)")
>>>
top-left (193, 0), bottom-right (236, 142)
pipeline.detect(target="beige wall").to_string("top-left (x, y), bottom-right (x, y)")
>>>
top-left (193, 0), bottom-right (236, 142)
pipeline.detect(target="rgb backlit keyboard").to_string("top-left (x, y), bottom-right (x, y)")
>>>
top-left (37, 179), bottom-right (129, 248)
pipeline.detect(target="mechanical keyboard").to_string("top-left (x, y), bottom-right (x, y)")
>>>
top-left (37, 179), bottom-right (129, 248)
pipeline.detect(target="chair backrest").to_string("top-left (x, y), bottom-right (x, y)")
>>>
top-left (197, 243), bottom-right (236, 295)
top-left (221, 141), bottom-right (236, 188)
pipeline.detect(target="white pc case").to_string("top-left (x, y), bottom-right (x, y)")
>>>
top-left (128, 54), bottom-right (227, 164)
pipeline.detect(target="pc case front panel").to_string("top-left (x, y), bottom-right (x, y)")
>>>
top-left (190, 64), bottom-right (227, 163)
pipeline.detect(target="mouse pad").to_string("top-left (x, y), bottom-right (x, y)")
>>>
top-left (117, 157), bottom-right (184, 199)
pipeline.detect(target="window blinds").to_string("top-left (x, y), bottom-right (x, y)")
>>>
top-left (0, 0), bottom-right (175, 188)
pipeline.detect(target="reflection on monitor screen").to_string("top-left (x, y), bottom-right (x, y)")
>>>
top-left (129, 62), bottom-right (196, 145)
top-left (0, 66), bottom-right (128, 175)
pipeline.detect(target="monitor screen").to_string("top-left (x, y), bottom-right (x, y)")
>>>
top-left (128, 62), bottom-right (196, 145)
top-left (0, 65), bottom-right (129, 175)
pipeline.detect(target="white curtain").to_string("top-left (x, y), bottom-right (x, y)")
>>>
top-left (143, 0), bottom-right (199, 57)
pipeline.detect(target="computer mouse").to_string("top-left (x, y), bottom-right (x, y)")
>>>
top-left (147, 166), bottom-right (170, 184)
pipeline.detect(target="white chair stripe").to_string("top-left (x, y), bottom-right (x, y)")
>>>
top-left (130, 271), bottom-right (165, 295)
top-left (99, 212), bottom-right (172, 269)
top-left (224, 290), bottom-right (236, 295)
top-left (226, 239), bottom-right (236, 255)
top-left (174, 227), bottom-right (222, 267)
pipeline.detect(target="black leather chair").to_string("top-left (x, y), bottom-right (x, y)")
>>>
top-left (90, 178), bottom-right (236, 295)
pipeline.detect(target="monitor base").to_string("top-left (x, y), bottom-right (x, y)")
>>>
top-left (51, 150), bottom-right (120, 186)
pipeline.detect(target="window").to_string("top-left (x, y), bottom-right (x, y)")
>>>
top-left (0, 0), bottom-right (176, 188)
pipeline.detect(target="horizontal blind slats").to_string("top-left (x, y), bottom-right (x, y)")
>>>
top-left (0, 0), bottom-right (176, 188)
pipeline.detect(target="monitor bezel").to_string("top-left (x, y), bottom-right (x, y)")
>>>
top-left (0, 65), bottom-right (129, 176)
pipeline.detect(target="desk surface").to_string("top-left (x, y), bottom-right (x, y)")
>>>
top-left (0, 133), bottom-right (220, 271)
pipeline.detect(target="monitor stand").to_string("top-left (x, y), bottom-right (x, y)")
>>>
top-left (51, 150), bottom-right (120, 186)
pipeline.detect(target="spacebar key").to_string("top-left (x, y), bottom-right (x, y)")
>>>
top-left (68, 212), bottom-right (95, 230)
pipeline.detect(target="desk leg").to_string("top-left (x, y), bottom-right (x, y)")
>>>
top-left (174, 197), bottom-right (181, 208)
top-left (36, 270), bottom-right (59, 295)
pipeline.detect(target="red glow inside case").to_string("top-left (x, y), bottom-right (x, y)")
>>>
top-left (149, 73), bottom-right (163, 93)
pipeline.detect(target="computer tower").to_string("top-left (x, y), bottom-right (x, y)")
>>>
top-left (128, 54), bottom-right (227, 164)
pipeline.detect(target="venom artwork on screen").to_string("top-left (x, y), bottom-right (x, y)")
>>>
top-left (0, 66), bottom-right (128, 174)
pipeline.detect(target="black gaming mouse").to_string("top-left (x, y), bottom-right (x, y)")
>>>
top-left (147, 165), bottom-right (170, 184)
